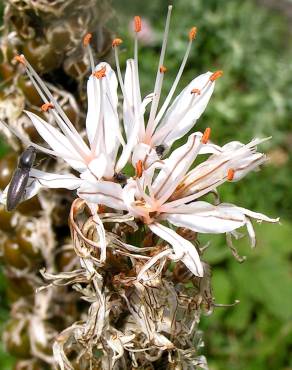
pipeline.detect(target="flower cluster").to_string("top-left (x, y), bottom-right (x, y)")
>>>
top-left (1, 6), bottom-right (278, 281)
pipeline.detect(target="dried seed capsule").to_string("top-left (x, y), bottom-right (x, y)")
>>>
top-left (16, 224), bottom-right (41, 259)
top-left (5, 319), bottom-right (31, 358)
top-left (0, 153), bottom-right (17, 190)
top-left (3, 239), bottom-right (29, 269)
top-left (0, 204), bottom-right (13, 232)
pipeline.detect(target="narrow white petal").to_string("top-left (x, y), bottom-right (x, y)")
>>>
top-left (26, 111), bottom-right (87, 171)
top-left (87, 154), bottom-right (114, 180)
top-left (29, 169), bottom-right (82, 188)
top-left (86, 74), bottom-right (101, 146)
top-left (131, 143), bottom-right (159, 170)
top-left (78, 181), bottom-right (126, 210)
top-left (152, 133), bottom-right (202, 203)
top-left (219, 203), bottom-right (279, 223)
top-left (141, 93), bottom-right (154, 115)
top-left (198, 141), bottom-right (223, 155)
top-left (122, 180), bottom-right (149, 219)
top-left (152, 72), bottom-right (214, 147)
top-left (86, 62), bottom-right (121, 161)
top-left (149, 222), bottom-right (203, 277)
top-left (123, 59), bottom-right (144, 141)
top-left (20, 169), bottom-right (82, 201)
top-left (245, 217), bottom-right (256, 248)
top-left (175, 139), bottom-right (267, 200)
top-left (165, 202), bottom-right (246, 234)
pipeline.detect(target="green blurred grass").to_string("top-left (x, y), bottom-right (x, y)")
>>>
top-left (115, 0), bottom-right (292, 368)
top-left (200, 222), bottom-right (292, 370)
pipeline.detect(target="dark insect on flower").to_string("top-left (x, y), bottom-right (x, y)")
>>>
top-left (155, 144), bottom-right (167, 158)
top-left (113, 172), bottom-right (128, 184)
top-left (6, 146), bottom-right (36, 211)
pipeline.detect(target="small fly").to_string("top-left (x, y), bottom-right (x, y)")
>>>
top-left (6, 146), bottom-right (37, 211)
top-left (155, 144), bottom-right (167, 158)
top-left (113, 172), bottom-right (128, 186)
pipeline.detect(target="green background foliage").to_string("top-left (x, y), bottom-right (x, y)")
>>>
top-left (114, 0), bottom-right (292, 368)
top-left (1, 0), bottom-right (291, 368)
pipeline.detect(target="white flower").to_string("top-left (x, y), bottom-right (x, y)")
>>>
top-left (123, 132), bottom-right (279, 278)
top-left (0, 55), bottom-right (127, 207)
top-left (113, 7), bottom-right (222, 172)
top-left (1, 8), bottom-right (221, 208)
top-left (0, 10), bottom-right (278, 277)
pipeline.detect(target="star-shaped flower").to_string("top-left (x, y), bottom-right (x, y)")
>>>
top-left (123, 131), bottom-right (279, 278)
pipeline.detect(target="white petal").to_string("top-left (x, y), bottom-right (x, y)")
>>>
top-left (123, 59), bottom-right (144, 141)
top-left (141, 93), bottom-right (154, 115)
top-left (149, 222), bottom-right (203, 277)
top-left (152, 72), bottom-right (214, 147)
top-left (152, 133), bottom-right (202, 203)
top-left (78, 180), bottom-right (126, 210)
top-left (198, 141), bottom-right (223, 155)
top-left (131, 143), bottom-right (159, 169)
top-left (86, 62), bottom-right (120, 161)
top-left (122, 180), bottom-right (149, 219)
top-left (19, 169), bottom-right (82, 201)
top-left (219, 203), bottom-right (279, 223)
top-left (26, 111), bottom-right (87, 171)
top-left (165, 201), bottom-right (246, 234)
top-left (174, 140), bottom-right (267, 201)
top-left (87, 154), bottom-right (114, 180)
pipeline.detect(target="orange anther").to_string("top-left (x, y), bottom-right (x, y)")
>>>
top-left (134, 16), bottom-right (142, 32)
top-left (210, 70), bottom-right (223, 82)
top-left (83, 33), bottom-right (92, 46)
top-left (227, 168), bottom-right (235, 181)
top-left (201, 127), bottom-right (211, 144)
top-left (135, 160), bottom-right (143, 178)
top-left (98, 205), bottom-right (106, 214)
top-left (41, 102), bottom-right (54, 112)
top-left (112, 38), bottom-right (123, 47)
top-left (93, 66), bottom-right (106, 79)
top-left (160, 65), bottom-right (167, 73)
top-left (191, 88), bottom-right (201, 95)
top-left (14, 55), bottom-right (25, 65)
top-left (188, 27), bottom-right (197, 41)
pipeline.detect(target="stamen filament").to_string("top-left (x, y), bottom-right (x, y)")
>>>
top-left (133, 17), bottom-right (144, 139)
top-left (23, 57), bottom-right (88, 145)
top-left (161, 177), bottom-right (227, 211)
top-left (145, 5), bottom-right (173, 140)
top-left (154, 28), bottom-right (196, 126)
top-left (0, 120), bottom-right (78, 160)
top-left (136, 178), bottom-right (156, 208)
top-left (113, 45), bottom-right (131, 111)
top-left (25, 67), bottom-right (90, 160)
top-left (83, 34), bottom-right (95, 74)
top-left (153, 82), bottom-right (213, 145)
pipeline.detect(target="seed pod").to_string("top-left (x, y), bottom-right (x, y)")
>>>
top-left (5, 319), bottom-right (31, 358)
